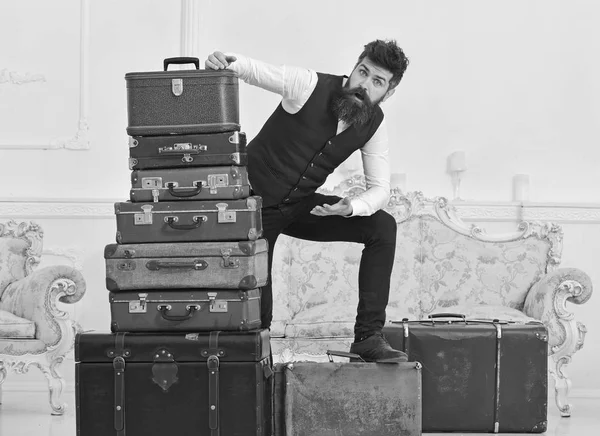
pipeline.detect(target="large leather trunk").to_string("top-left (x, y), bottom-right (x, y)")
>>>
top-left (128, 131), bottom-right (248, 170)
top-left (108, 288), bottom-right (261, 332)
top-left (105, 240), bottom-right (268, 291)
top-left (125, 58), bottom-right (239, 136)
top-left (273, 360), bottom-right (422, 436)
top-left (114, 197), bottom-right (263, 244)
top-left (382, 315), bottom-right (548, 433)
top-left (130, 166), bottom-right (250, 202)
top-left (75, 330), bottom-right (273, 436)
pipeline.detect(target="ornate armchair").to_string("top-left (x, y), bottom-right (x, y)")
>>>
top-left (0, 220), bottom-right (86, 415)
top-left (269, 175), bottom-right (593, 417)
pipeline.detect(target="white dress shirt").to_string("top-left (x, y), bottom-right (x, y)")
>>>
top-left (225, 53), bottom-right (391, 217)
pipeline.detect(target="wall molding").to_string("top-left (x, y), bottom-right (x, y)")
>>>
top-left (1, 198), bottom-right (600, 224)
top-left (0, 0), bottom-right (90, 151)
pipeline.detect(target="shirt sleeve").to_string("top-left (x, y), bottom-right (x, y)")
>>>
top-left (224, 52), bottom-right (317, 114)
top-left (347, 118), bottom-right (391, 217)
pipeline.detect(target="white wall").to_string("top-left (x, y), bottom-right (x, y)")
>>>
top-left (1, 0), bottom-right (599, 403)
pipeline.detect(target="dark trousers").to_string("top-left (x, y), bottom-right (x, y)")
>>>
top-left (260, 193), bottom-right (397, 338)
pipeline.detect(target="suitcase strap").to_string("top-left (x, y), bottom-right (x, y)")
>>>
top-left (110, 333), bottom-right (127, 436)
top-left (207, 331), bottom-right (221, 436)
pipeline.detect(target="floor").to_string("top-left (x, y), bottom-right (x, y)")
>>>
top-left (0, 390), bottom-right (598, 436)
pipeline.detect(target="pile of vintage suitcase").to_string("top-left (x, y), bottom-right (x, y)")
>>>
top-left (75, 57), bottom-right (273, 436)
top-left (74, 57), bottom-right (548, 436)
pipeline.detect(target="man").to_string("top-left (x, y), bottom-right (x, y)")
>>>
top-left (205, 40), bottom-right (409, 362)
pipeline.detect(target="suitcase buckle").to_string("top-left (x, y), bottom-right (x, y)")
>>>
top-left (129, 293), bottom-right (148, 313)
top-left (208, 292), bottom-right (228, 313)
top-left (134, 205), bottom-right (153, 225)
top-left (172, 78), bottom-right (183, 96)
top-left (216, 203), bottom-right (236, 223)
top-left (208, 174), bottom-right (229, 195)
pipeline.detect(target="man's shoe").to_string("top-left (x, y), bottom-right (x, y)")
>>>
top-left (349, 332), bottom-right (408, 363)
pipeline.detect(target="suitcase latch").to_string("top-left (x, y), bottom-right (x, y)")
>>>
top-left (134, 205), bottom-right (153, 225)
top-left (172, 78), bottom-right (183, 96)
top-left (128, 137), bottom-right (139, 148)
top-left (208, 174), bottom-right (229, 195)
top-left (152, 349), bottom-right (179, 392)
top-left (141, 177), bottom-right (163, 189)
top-left (208, 292), bottom-right (228, 313)
top-left (220, 248), bottom-right (239, 269)
top-left (129, 293), bottom-right (148, 313)
top-left (216, 202), bottom-right (236, 223)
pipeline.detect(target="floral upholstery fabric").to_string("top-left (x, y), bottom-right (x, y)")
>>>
top-left (0, 238), bottom-right (29, 299)
top-left (270, 214), bottom-right (551, 339)
top-left (0, 309), bottom-right (35, 338)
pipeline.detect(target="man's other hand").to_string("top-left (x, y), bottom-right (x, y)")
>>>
top-left (205, 51), bottom-right (237, 70)
top-left (310, 197), bottom-right (353, 217)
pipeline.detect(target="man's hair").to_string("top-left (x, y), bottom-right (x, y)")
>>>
top-left (357, 39), bottom-right (409, 89)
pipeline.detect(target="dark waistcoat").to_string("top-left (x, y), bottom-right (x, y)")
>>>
top-left (247, 72), bottom-right (384, 208)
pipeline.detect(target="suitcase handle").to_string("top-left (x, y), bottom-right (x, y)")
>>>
top-left (157, 304), bottom-right (200, 321)
top-left (163, 57), bottom-right (200, 71)
top-left (428, 313), bottom-right (467, 324)
top-left (146, 259), bottom-right (208, 271)
top-left (165, 215), bottom-right (206, 230)
top-left (166, 182), bottom-right (203, 197)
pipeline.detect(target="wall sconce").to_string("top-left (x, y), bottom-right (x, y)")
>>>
top-left (447, 151), bottom-right (467, 201)
top-left (390, 172), bottom-right (407, 194)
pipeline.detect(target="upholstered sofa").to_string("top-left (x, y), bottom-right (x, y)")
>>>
top-left (269, 175), bottom-right (593, 417)
top-left (0, 220), bottom-right (86, 415)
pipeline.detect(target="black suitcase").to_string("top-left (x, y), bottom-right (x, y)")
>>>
top-left (105, 240), bottom-right (268, 291)
top-left (382, 314), bottom-right (548, 433)
top-left (125, 57), bottom-right (239, 136)
top-left (75, 330), bottom-right (273, 436)
top-left (108, 288), bottom-right (262, 332)
top-left (130, 166), bottom-right (251, 202)
top-left (128, 131), bottom-right (248, 170)
top-left (114, 197), bottom-right (263, 244)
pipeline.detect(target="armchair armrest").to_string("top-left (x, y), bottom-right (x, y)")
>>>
top-left (523, 267), bottom-right (593, 354)
top-left (0, 265), bottom-right (86, 347)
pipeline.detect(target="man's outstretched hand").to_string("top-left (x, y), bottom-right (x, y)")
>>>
top-left (310, 197), bottom-right (353, 217)
top-left (205, 51), bottom-right (237, 70)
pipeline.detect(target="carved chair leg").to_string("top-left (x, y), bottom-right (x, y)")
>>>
top-left (551, 355), bottom-right (573, 417)
top-left (0, 363), bottom-right (6, 405)
top-left (34, 356), bottom-right (67, 415)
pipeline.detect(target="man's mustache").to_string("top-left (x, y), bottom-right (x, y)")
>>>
top-left (342, 86), bottom-right (368, 102)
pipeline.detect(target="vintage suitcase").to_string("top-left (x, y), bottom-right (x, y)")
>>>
top-left (125, 57), bottom-right (239, 136)
top-left (273, 352), bottom-right (422, 436)
top-left (382, 314), bottom-right (548, 433)
top-left (75, 330), bottom-right (273, 436)
top-left (129, 131), bottom-right (248, 170)
top-left (130, 166), bottom-right (251, 202)
top-left (105, 240), bottom-right (268, 291)
top-left (108, 288), bottom-right (262, 332)
top-left (114, 196), bottom-right (263, 244)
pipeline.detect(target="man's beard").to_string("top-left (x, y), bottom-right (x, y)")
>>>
top-left (330, 85), bottom-right (378, 126)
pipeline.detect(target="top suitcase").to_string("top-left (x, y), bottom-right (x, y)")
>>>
top-left (125, 57), bottom-right (240, 136)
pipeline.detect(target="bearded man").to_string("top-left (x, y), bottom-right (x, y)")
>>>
top-left (205, 40), bottom-right (409, 362)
